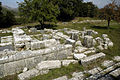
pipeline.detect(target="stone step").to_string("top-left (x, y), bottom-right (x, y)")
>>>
top-left (86, 62), bottom-right (120, 80)
top-left (81, 52), bottom-right (106, 66)
top-left (109, 68), bottom-right (120, 77)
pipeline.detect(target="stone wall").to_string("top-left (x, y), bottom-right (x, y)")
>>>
top-left (0, 44), bottom-right (72, 78)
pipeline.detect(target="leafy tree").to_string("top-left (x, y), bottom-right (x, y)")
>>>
top-left (18, 0), bottom-right (60, 28)
top-left (0, 2), bottom-right (16, 28)
top-left (99, 0), bottom-right (120, 28)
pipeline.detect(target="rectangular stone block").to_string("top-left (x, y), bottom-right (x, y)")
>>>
top-left (81, 52), bottom-right (105, 66)
top-left (18, 68), bottom-right (39, 80)
top-left (4, 60), bottom-right (26, 76)
top-left (36, 60), bottom-right (61, 70)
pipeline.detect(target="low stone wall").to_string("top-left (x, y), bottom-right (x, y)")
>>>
top-left (81, 52), bottom-right (106, 66)
top-left (0, 44), bottom-right (72, 78)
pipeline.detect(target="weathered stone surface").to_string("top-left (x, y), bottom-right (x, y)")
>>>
top-left (4, 60), bottom-right (26, 76)
top-left (39, 70), bottom-right (49, 75)
top-left (86, 30), bottom-right (93, 36)
top-left (70, 32), bottom-right (79, 40)
top-left (75, 41), bottom-right (82, 46)
top-left (23, 67), bottom-right (28, 72)
top-left (29, 28), bottom-right (37, 33)
top-left (102, 60), bottom-right (114, 67)
top-left (83, 36), bottom-right (93, 48)
top-left (0, 64), bottom-right (4, 78)
top-left (69, 72), bottom-right (84, 80)
top-left (66, 39), bottom-right (75, 45)
top-left (1, 36), bottom-right (13, 43)
top-left (108, 41), bottom-right (113, 47)
top-left (109, 68), bottom-right (120, 77)
top-left (25, 57), bottom-right (36, 69)
top-left (88, 67), bottom-right (102, 75)
top-left (81, 52), bottom-right (106, 66)
top-left (31, 41), bottom-right (45, 50)
top-left (75, 46), bottom-right (88, 53)
top-left (53, 76), bottom-right (68, 80)
top-left (61, 60), bottom-right (78, 66)
top-left (56, 32), bottom-right (69, 39)
top-left (95, 37), bottom-right (103, 45)
top-left (0, 42), bottom-right (12, 47)
top-left (97, 45), bottom-right (104, 50)
top-left (36, 60), bottom-right (61, 70)
top-left (74, 54), bottom-right (86, 60)
top-left (18, 68), bottom-right (39, 80)
top-left (102, 34), bottom-right (108, 38)
top-left (114, 56), bottom-right (120, 62)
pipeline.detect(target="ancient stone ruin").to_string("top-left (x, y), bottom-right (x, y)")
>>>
top-left (0, 26), bottom-right (119, 80)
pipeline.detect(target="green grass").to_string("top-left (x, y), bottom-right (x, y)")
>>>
top-left (30, 63), bottom-right (84, 80)
top-left (0, 17), bottom-right (120, 80)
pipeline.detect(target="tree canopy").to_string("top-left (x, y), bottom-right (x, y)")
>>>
top-left (18, 0), bottom-right (60, 27)
top-left (18, 0), bottom-right (98, 26)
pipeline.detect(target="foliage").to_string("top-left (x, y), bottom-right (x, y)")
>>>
top-left (98, 0), bottom-right (120, 27)
top-left (0, 2), bottom-right (16, 28)
top-left (18, 0), bottom-right (60, 28)
top-left (18, 0), bottom-right (98, 24)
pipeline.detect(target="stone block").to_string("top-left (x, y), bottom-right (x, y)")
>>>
top-left (0, 64), bottom-right (4, 78)
top-left (83, 35), bottom-right (93, 48)
top-left (81, 52), bottom-right (106, 66)
top-left (61, 60), bottom-right (78, 66)
top-left (36, 60), bottom-right (61, 70)
top-left (70, 72), bottom-right (84, 80)
top-left (66, 39), bottom-right (75, 45)
top-left (114, 56), bottom-right (120, 62)
top-left (109, 68), bottom-right (120, 77)
top-left (102, 60), bottom-right (114, 67)
top-left (74, 54), bottom-right (86, 60)
top-left (25, 57), bottom-right (36, 70)
top-left (30, 28), bottom-right (37, 33)
top-left (88, 67), bottom-right (102, 75)
top-left (4, 60), bottom-right (26, 76)
top-left (18, 68), bottom-right (39, 80)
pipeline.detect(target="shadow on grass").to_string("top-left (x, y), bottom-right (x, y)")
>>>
top-left (91, 26), bottom-right (110, 29)
top-left (34, 24), bottom-right (57, 30)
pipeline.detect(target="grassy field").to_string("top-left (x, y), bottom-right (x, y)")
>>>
top-left (0, 17), bottom-right (120, 80)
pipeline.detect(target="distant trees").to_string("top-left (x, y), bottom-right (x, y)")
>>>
top-left (18, 0), bottom-right (98, 26)
top-left (0, 2), bottom-right (16, 28)
top-left (99, 0), bottom-right (120, 27)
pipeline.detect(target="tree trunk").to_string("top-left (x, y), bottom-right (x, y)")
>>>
top-left (108, 20), bottom-right (110, 27)
top-left (39, 20), bottom-right (44, 29)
